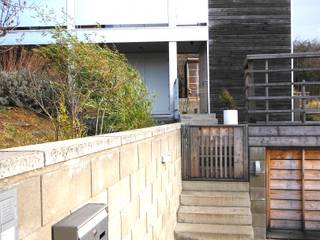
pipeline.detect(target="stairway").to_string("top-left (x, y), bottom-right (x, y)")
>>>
top-left (174, 181), bottom-right (254, 240)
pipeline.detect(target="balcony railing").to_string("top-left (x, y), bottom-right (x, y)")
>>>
top-left (244, 52), bottom-right (320, 124)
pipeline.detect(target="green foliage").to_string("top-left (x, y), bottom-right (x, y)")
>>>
top-left (306, 100), bottom-right (320, 122)
top-left (294, 39), bottom-right (320, 96)
top-left (35, 28), bottom-right (153, 137)
top-left (218, 88), bottom-right (236, 110)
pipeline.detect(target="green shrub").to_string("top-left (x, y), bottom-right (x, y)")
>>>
top-left (35, 29), bottom-right (153, 137)
top-left (218, 88), bottom-right (236, 110)
top-left (0, 29), bottom-right (154, 140)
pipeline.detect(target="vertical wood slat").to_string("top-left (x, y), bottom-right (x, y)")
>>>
top-left (210, 128), bottom-right (214, 178)
top-left (243, 125), bottom-right (249, 181)
top-left (267, 149), bottom-right (271, 229)
top-left (302, 149), bottom-right (306, 232)
top-left (219, 133), bottom-right (222, 179)
top-left (215, 134), bottom-right (218, 178)
top-left (224, 134), bottom-right (228, 178)
top-left (206, 134), bottom-right (210, 178)
top-left (206, 134), bottom-right (209, 178)
top-left (234, 127), bottom-right (244, 178)
top-left (201, 130), bottom-right (205, 177)
top-left (190, 127), bottom-right (200, 177)
top-left (182, 125), bottom-right (247, 180)
top-left (181, 125), bottom-right (188, 180)
top-left (228, 128), bottom-right (233, 178)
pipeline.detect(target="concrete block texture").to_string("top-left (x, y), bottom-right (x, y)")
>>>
top-left (17, 176), bottom-right (42, 239)
top-left (251, 200), bottom-right (266, 214)
top-left (0, 124), bottom-right (182, 240)
top-left (92, 150), bottom-right (119, 196)
top-left (41, 158), bottom-right (91, 225)
top-left (130, 167), bottom-right (146, 199)
top-left (121, 197), bottom-right (140, 238)
top-left (249, 147), bottom-right (266, 162)
top-left (41, 167), bottom-right (73, 225)
top-left (120, 144), bottom-right (139, 179)
top-left (108, 176), bottom-right (131, 217)
top-left (138, 140), bottom-right (152, 168)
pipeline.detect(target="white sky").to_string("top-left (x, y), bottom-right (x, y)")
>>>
top-left (292, 0), bottom-right (320, 40)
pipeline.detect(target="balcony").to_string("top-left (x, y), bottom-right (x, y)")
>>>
top-left (245, 52), bottom-right (320, 124)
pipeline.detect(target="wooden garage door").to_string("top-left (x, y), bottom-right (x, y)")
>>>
top-left (268, 149), bottom-right (320, 233)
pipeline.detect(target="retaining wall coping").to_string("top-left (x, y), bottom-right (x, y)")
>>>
top-left (0, 123), bottom-right (181, 180)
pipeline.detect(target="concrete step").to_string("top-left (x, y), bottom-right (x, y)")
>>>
top-left (182, 181), bottom-right (249, 192)
top-left (178, 206), bottom-right (252, 225)
top-left (181, 191), bottom-right (250, 207)
top-left (174, 223), bottom-right (254, 240)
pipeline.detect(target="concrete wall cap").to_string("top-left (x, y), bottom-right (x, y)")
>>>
top-left (0, 123), bottom-right (181, 179)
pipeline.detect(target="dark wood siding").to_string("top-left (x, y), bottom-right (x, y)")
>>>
top-left (209, 0), bottom-right (291, 121)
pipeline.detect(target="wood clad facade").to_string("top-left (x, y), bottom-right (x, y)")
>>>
top-left (208, 0), bottom-right (291, 121)
top-left (267, 149), bottom-right (320, 233)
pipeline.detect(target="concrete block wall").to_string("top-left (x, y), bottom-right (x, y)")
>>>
top-left (249, 147), bottom-right (266, 240)
top-left (0, 123), bottom-right (182, 240)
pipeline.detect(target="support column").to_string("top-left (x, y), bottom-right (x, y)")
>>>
top-left (169, 41), bottom-right (178, 118)
top-left (199, 42), bottom-right (210, 113)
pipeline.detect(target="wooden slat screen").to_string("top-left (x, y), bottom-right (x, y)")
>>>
top-left (182, 125), bottom-right (248, 181)
top-left (268, 149), bottom-right (320, 233)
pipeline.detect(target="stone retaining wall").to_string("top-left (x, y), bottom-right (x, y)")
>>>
top-left (0, 123), bottom-right (182, 240)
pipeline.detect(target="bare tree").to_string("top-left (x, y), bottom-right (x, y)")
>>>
top-left (0, 0), bottom-right (26, 37)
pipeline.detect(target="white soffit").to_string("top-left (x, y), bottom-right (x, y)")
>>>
top-left (1, 26), bottom-right (209, 45)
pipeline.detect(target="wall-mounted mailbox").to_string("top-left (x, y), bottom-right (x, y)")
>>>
top-left (0, 188), bottom-right (17, 240)
top-left (52, 203), bottom-right (107, 240)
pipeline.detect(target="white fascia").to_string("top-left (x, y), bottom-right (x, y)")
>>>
top-left (1, 26), bottom-right (208, 46)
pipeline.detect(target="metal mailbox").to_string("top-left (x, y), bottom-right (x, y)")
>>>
top-left (52, 203), bottom-right (107, 240)
top-left (0, 188), bottom-right (17, 240)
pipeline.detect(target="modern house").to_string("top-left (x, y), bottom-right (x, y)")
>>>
top-left (1, 0), bottom-right (292, 123)
top-left (1, 0), bottom-right (210, 120)
top-left (3, 1), bottom-right (320, 240)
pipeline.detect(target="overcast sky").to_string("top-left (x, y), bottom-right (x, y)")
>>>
top-left (292, 0), bottom-right (320, 40)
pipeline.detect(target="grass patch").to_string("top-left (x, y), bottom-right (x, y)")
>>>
top-left (0, 107), bottom-right (56, 149)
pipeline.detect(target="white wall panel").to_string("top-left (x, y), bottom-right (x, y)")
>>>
top-left (176, 0), bottom-right (208, 25)
top-left (75, 0), bottom-right (168, 25)
top-left (2, 26), bottom-right (208, 45)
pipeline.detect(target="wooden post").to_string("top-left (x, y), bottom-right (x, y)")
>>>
top-left (265, 59), bottom-right (270, 123)
top-left (302, 80), bottom-right (306, 123)
top-left (245, 60), bottom-right (255, 123)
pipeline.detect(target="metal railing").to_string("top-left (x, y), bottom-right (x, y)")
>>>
top-left (244, 52), bottom-right (320, 124)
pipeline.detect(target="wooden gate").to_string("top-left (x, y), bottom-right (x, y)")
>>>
top-left (182, 125), bottom-right (248, 181)
top-left (267, 149), bottom-right (320, 235)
